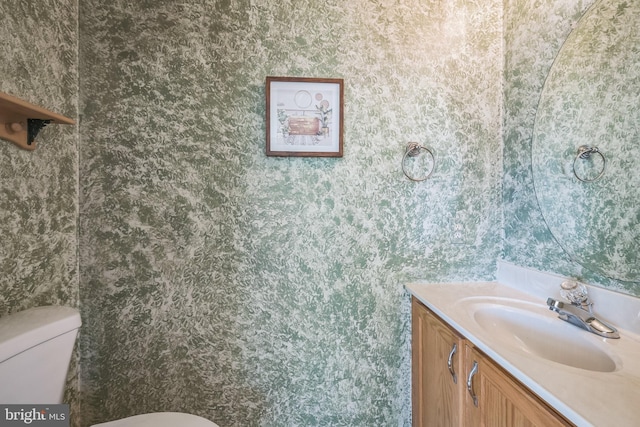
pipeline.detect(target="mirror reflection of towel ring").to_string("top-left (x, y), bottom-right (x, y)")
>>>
top-left (573, 145), bottom-right (606, 182)
top-left (402, 142), bottom-right (435, 182)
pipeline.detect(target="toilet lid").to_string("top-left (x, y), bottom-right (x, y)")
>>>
top-left (90, 412), bottom-right (219, 427)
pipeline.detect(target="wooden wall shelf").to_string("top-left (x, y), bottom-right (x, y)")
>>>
top-left (0, 91), bottom-right (75, 151)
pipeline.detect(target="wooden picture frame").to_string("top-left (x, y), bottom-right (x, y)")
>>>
top-left (266, 76), bottom-right (344, 157)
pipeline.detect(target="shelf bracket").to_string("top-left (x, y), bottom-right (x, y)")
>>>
top-left (27, 119), bottom-right (52, 146)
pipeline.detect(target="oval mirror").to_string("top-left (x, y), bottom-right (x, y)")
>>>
top-left (532, 0), bottom-right (640, 282)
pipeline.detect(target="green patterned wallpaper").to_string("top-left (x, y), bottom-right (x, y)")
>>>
top-left (78, 0), bottom-right (501, 425)
top-left (0, 0), bottom-right (78, 317)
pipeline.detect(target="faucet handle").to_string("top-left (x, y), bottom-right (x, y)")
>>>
top-left (560, 280), bottom-right (579, 291)
top-left (560, 280), bottom-right (590, 306)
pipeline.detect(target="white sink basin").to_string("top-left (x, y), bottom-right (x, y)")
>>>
top-left (459, 298), bottom-right (618, 372)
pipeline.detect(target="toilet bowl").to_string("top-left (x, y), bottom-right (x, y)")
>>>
top-left (92, 412), bottom-right (218, 427)
top-left (0, 306), bottom-right (219, 427)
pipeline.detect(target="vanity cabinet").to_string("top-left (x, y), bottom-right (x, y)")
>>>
top-left (412, 297), bottom-right (573, 427)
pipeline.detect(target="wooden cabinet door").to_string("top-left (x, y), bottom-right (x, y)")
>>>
top-left (464, 346), bottom-right (573, 427)
top-left (412, 298), bottom-right (465, 427)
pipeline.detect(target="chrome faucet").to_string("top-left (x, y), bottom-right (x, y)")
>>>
top-left (546, 281), bottom-right (620, 339)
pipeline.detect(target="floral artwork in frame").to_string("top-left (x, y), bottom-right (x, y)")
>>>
top-left (266, 76), bottom-right (344, 157)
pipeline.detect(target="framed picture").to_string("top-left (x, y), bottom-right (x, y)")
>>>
top-left (266, 76), bottom-right (344, 157)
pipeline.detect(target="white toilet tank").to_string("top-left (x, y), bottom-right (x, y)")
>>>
top-left (0, 306), bottom-right (81, 404)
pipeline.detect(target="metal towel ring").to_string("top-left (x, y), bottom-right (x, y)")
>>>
top-left (572, 145), bottom-right (606, 183)
top-left (402, 142), bottom-right (435, 182)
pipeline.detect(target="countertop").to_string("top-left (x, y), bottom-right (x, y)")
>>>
top-left (406, 280), bottom-right (640, 427)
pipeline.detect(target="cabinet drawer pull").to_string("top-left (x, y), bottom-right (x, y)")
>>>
top-left (467, 360), bottom-right (479, 407)
top-left (447, 343), bottom-right (458, 384)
